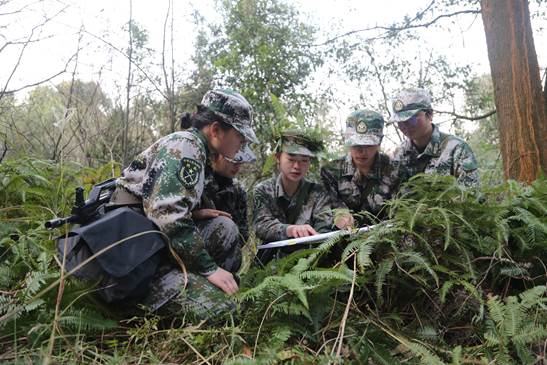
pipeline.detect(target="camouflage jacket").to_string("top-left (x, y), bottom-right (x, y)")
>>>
top-left (320, 152), bottom-right (394, 220)
top-left (392, 124), bottom-right (479, 189)
top-left (199, 171), bottom-right (249, 242)
top-left (252, 175), bottom-right (334, 243)
top-left (117, 128), bottom-right (218, 275)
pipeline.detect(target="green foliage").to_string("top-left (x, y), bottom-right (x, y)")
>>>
top-left (194, 0), bottom-right (337, 185)
top-left (0, 158), bottom-right (120, 359)
top-left (1, 159), bottom-right (546, 364)
top-left (461, 75), bottom-right (503, 183)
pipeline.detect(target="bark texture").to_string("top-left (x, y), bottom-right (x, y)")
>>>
top-left (481, 0), bottom-right (547, 183)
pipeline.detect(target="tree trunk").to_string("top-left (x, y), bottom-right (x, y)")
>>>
top-left (481, 0), bottom-right (547, 183)
top-left (123, 0), bottom-right (134, 167)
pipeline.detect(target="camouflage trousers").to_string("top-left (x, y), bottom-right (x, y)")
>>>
top-left (196, 216), bottom-right (242, 273)
top-left (141, 216), bottom-right (242, 321)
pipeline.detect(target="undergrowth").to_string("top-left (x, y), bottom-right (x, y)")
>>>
top-left (0, 158), bottom-right (545, 364)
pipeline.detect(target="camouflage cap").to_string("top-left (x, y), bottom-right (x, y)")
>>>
top-left (389, 88), bottom-right (432, 123)
top-left (279, 129), bottom-right (323, 157)
top-left (201, 89), bottom-right (258, 143)
top-left (224, 144), bottom-right (256, 164)
top-left (344, 109), bottom-right (384, 146)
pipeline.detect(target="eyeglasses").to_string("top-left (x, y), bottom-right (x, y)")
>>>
top-left (222, 155), bottom-right (240, 164)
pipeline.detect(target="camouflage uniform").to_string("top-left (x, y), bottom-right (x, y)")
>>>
top-left (200, 172), bottom-right (250, 242)
top-left (321, 153), bottom-right (394, 220)
top-left (389, 89), bottom-right (479, 188)
top-left (321, 110), bottom-right (395, 223)
top-left (253, 130), bottom-right (334, 262)
top-left (253, 174), bottom-right (334, 243)
top-left (196, 144), bottom-right (256, 257)
top-left (114, 89), bottom-right (256, 320)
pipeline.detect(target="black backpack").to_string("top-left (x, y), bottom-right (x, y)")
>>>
top-left (51, 181), bottom-right (166, 303)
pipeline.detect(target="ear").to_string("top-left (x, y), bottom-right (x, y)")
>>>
top-left (210, 121), bottom-right (222, 139)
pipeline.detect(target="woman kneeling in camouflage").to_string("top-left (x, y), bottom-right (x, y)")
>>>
top-left (112, 89), bottom-right (257, 321)
top-left (253, 129), bottom-right (343, 265)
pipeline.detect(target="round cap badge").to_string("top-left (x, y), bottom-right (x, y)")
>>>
top-left (356, 121), bottom-right (368, 134)
top-left (393, 100), bottom-right (404, 112)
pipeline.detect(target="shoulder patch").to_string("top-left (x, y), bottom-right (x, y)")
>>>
top-left (178, 157), bottom-right (202, 189)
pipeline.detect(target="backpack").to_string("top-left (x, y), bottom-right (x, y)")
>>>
top-left (56, 206), bottom-right (166, 303)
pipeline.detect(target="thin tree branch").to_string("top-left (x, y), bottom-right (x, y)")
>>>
top-left (0, 0), bottom-right (42, 17)
top-left (312, 9), bottom-right (481, 47)
top-left (0, 33), bottom-right (57, 53)
top-left (0, 4), bottom-right (69, 99)
top-left (434, 109), bottom-right (496, 121)
top-left (0, 139), bottom-right (7, 163)
top-left (2, 59), bottom-right (72, 95)
top-left (80, 28), bottom-right (167, 100)
top-left (364, 46), bottom-right (403, 142)
top-left (123, 0), bottom-right (133, 166)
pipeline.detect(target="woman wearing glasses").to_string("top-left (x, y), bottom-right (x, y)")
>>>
top-left (192, 145), bottom-right (256, 272)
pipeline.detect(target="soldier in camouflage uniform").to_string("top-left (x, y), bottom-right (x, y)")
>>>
top-left (389, 88), bottom-right (479, 189)
top-left (321, 110), bottom-right (395, 227)
top-left (253, 130), bottom-right (337, 264)
top-left (111, 88), bottom-right (257, 321)
top-left (192, 144), bottom-right (256, 267)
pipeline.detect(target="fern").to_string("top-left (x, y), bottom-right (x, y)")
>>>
top-left (375, 258), bottom-right (394, 304)
top-left (58, 307), bottom-right (118, 333)
top-left (405, 341), bottom-right (445, 365)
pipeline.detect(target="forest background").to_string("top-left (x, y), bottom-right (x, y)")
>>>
top-left (0, 0), bottom-right (546, 364)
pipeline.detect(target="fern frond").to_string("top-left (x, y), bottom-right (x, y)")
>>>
top-left (300, 269), bottom-right (352, 284)
top-left (271, 302), bottom-right (311, 322)
top-left (59, 308), bottom-right (118, 333)
top-left (518, 285), bottom-right (546, 309)
top-left (405, 341), bottom-right (445, 365)
top-left (375, 259), bottom-right (394, 303)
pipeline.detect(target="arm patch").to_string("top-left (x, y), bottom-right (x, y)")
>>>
top-left (178, 158), bottom-right (202, 189)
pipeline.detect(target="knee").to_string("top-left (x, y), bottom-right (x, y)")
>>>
top-left (211, 216), bottom-right (239, 245)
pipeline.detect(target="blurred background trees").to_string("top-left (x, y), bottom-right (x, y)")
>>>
top-left (0, 0), bottom-right (545, 184)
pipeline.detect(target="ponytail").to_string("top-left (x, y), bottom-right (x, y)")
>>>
top-left (180, 112), bottom-right (193, 129)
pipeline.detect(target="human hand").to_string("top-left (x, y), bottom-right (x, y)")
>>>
top-left (192, 209), bottom-right (232, 220)
top-left (206, 267), bottom-right (238, 295)
top-left (334, 212), bottom-right (355, 230)
top-left (286, 224), bottom-right (317, 238)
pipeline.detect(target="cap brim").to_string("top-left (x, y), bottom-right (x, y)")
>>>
top-left (388, 109), bottom-right (420, 123)
top-left (345, 134), bottom-right (382, 146)
top-left (281, 145), bottom-right (315, 157)
top-left (232, 122), bottom-right (258, 144)
top-left (231, 144), bottom-right (256, 163)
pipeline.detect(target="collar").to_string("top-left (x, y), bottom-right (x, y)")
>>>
top-left (213, 172), bottom-right (233, 188)
top-left (421, 123), bottom-right (442, 157)
top-left (342, 154), bottom-right (357, 177)
top-left (190, 127), bottom-right (210, 158)
top-left (342, 152), bottom-right (382, 180)
top-left (275, 174), bottom-right (305, 200)
top-left (406, 123), bottom-right (442, 158)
